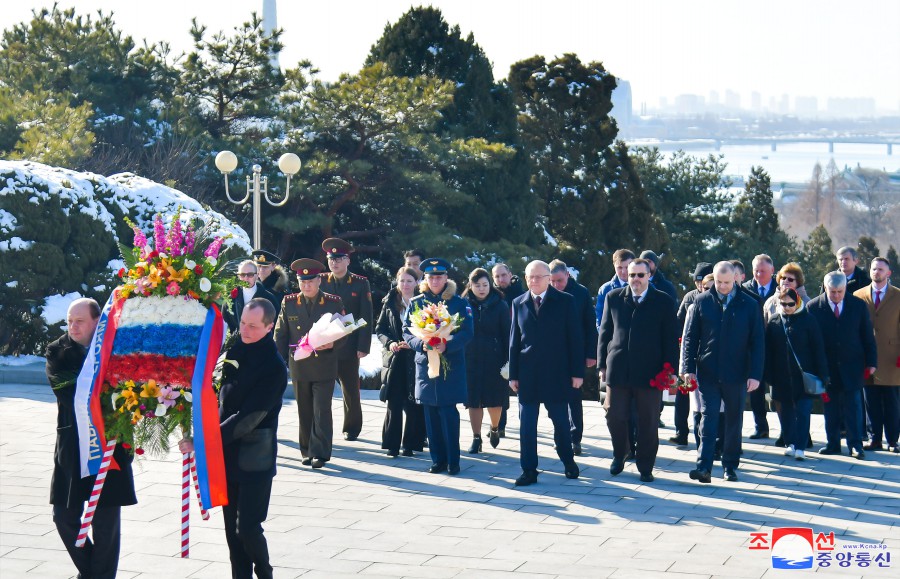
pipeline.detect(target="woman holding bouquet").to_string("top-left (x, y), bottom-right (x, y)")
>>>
top-left (403, 258), bottom-right (474, 475)
top-left (376, 267), bottom-right (426, 457)
top-left (461, 268), bottom-right (510, 453)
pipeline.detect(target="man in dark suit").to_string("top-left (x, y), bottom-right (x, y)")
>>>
top-left (599, 258), bottom-right (679, 482)
top-left (225, 259), bottom-right (278, 333)
top-left (808, 271), bottom-right (877, 459)
top-left (509, 260), bottom-right (584, 486)
top-left (550, 259), bottom-right (598, 456)
top-left (830, 246), bottom-right (872, 296)
top-left (275, 259), bottom-right (346, 468)
top-left (742, 254), bottom-right (778, 440)
top-left (46, 298), bottom-right (137, 579)
top-left (639, 250), bottom-right (678, 302)
top-left (682, 261), bottom-right (765, 483)
top-left (319, 238), bottom-right (373, 441)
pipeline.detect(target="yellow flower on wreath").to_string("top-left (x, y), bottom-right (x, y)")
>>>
top-left (131, 408), bottom-right (142, 424)
top-left (166, 265), bottom-right (189, 282)
top-left (140, 379), bottom-right (160, 399)
top-left (147, 266), bottom-right (163, 288)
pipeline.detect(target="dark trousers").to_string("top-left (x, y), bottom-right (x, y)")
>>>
top-left (519, 401), bottom-right (574, 472)
top-left (673, 390), bottom-right (690, 439)
top-left (382, 395), bottom-right (426, 452)
top-left (606, 385), bottom-right (662, 474)
top-left (864, 385), bottom-right (900, 447)
top-left (824, 388), bottom-right (864, 452)
top-left (224, 478), bottom-right (273, 579)
top-left (423, 404), bottom-right (460, 468)
top-left (294, 379), bottom-right (334, 460)
top-left (567, 392), bottom-right (584, 444)
top-left (692, 411), bottom-right (724, 452)
top-left (780, 397), bottom-right (813, 451)
top-left (749, 384), bottom-right (770, 433)
top-left (53, 504), bottom-right (121, 579)
top-left (697, 381), bottom-right (746, 472)
top-left (337, 357), bottom-right (363, 438)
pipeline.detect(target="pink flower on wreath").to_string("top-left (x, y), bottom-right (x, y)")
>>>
top-left (166, 217), bottom-right (184, 256)
top-left (203, 236), bottom-right (224, 258)
top-left (132, 226), bottom-right (148, 249)
top-left (166, 281), bottom-right (181, 296)
top-left (135, 278), bottom-right (152, 295)
top-left (153, 214), bottom-right (166, 253)
top-left (184, 225), bottom-right (196, 254)
top-left (157, 385), bottom-right (179, 408)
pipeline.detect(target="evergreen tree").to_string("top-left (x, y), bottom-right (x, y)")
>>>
top-left (800, 224), bottom-right (834, 297)
top-left (631, 147), bottom-right (731, 287)
top-left (887, 246), bottom-right (900, 287)
top-left (726, 166), bottom-right (798, 268)
top-left (856, 236), bottom-right (880, 270)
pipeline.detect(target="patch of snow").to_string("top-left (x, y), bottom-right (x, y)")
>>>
top-left (426, 45), bottom-right (442, 56)
top-left (0, 208), bottom-right (16, 233)
top-left (43, 292), bottom-right (84, 327)
top-left (0, 237), bottom-right (34, 252)
top-left (6, 280), bottom-right (17, 287)
top-left (541, 224), bottom-right (558, 247)
top-left (0, 354), bottom-right (44, 366)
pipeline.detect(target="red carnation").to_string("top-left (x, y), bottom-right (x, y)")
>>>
top-left (427, 337), bottom-right (444, 348)
top-left (231, 288), bottom-right (239, 298)
top-left (121, 442), bottom-right (132, 450)
top-left (822, 392), bottom-right (831, 403)
top-left (194, 265), bottom-right (204, 275)
top-left (135, 448), bottom-right (145, 455)
top-left (118, 268), bottom-right (126, 278)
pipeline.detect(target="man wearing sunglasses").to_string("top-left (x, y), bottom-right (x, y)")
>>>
top-left (225, 260), bottom-right (277, 334)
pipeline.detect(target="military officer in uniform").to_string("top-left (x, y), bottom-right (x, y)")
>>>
top-left (319, 237), bottom-right (374, 441)
top-left (252, 249), bottom-right (290, 316)
top-left (274, 258), bottom-right (346, 468)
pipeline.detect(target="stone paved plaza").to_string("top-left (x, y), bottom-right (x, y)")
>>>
top-left (1, 378), bottom-right (898, 578)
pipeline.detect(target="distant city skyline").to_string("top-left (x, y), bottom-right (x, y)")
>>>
top-left (1, 0), bottom-right (898, 114)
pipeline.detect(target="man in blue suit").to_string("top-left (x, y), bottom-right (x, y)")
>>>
top-left (681, 261), bottom-right (765, 483)
top-left (509, 260), bottom-right (584, 486)
top-left (808, 271), bottom-right (877, 459)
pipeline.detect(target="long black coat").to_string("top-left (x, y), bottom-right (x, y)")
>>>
top-left (806, 293), bottom-right (876, 391)
top-left (598, 286), bottom-right (679, 388)
top-left (681, 289), bottom-right (765, 384)
top-left (509, 286), bottom-right (584, 404)
top-left (464, 291), bottom-right (511, 408)
top-left (224, 282), bottom-right (278, 333)
top-left (764, 307), bottom-right (830, 402)
top-left (218, 337), bottom-right (287, 483)
top-left (45, 334), bottom-right (137, 509)
top-left (375, 289), bottom-right (416, 402)
top-left (563, 277), bottom-right (599, 362)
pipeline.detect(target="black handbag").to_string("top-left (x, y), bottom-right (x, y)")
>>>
top-left (782, 321), bottom-right (825, 396)
top-left (379, 384), bottom-right (389, 403)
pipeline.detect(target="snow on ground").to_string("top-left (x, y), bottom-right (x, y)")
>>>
top-left (0, 355), bottom-right (44, 366)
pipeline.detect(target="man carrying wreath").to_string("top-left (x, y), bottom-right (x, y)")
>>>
top-left (598, 258), bottom-right (679, 483)
top-left (275, 258), bottom-right (346, 468)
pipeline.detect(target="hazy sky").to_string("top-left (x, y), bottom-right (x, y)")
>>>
top-left (2, 0), bottom-right (898, 111)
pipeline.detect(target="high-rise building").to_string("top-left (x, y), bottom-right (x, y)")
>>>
top-left (611, 79), bottom-right (633, 136)
top-left (263, 0), bottom-right (280, 69)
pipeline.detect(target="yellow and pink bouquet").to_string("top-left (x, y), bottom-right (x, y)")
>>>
top-left (406, 302), bottom-right (462, 378)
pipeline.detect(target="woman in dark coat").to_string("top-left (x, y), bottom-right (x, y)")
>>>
top-left (462, 268), bottom-right (510, 453)
top-left (376, 267), bottom-right (426, 457)
top-left (402, 258), bottom-right (474, 475)
top-left (765, 288), bottom-right (829, 461)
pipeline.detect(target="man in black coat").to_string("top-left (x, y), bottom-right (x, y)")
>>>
top-left (681, 261), bottom-right (765, 483)
top-left (182, 298), bottom-right (287, 579)
top-left (225, 259), bottom-right (278, 333)
top-left (742, 254), bottom-right (778, 440)
top-left (599, 258), bottom-right (679, 482)
top-left (823, 246), bottom-right (872, 296)
top-left (46, 298), bottom-right (137, 579)
top-left (492, 262), bottom-right (525, 436)
top-left (550, 259), bottom-right (598, 456)
top-left (808, 271), bottom-right (878, 459)
top-left (640, 250), bottom-right (678, 303)
top-left (509, 260), bottom-right (584, 486)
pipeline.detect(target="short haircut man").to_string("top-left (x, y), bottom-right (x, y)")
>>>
top-left (246, 296), bottom-right (276, 326)
top-left (613, 249), bottom-right (636, 264)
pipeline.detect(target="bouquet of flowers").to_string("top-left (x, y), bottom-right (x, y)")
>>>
top-left (649, 362), bottom-right (678, 392)
top-left (293, 312), bottom-right (368, 361)
top-left (406, 301), bottom-right (462, 378)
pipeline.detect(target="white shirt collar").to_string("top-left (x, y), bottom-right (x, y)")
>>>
top-left (242, 284), bottom-right (257, 302)
top-left (531, 289), bottom-right (547, 301)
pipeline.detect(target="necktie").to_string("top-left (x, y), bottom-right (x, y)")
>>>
top-left (833, 302), bottom-right (840, 318)
top-left (534, 295), bottom-right (542, 312)
top-left (759, 285), bottom-right (766, 297)
top-left (874, 290), bottom-right (881, 309)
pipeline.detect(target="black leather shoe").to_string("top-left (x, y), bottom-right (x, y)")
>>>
top-left (658, 419), bottom-right (666, 428)
top-left (639, 472), bottom-right (655, 483)
top-left (448, 464), bottom-right (461, 475)
top-left (489, 428), bottom-right (500, 449)
top-left (625, 450), bottom-right (636, 461)
top-left (514, 470), bottom-right (539, 486)
top-left (387, 449), bottom-right (399, 457)
top-left (689, 469), bottom-right (712, 483)
top-left (890, 446), bottom-right (900, 454)
top-left (401, 449), bottom-right (414, 457)
top-left (498, 429), bottom-right (506, 438)
top-left (748, 431), bottom-right (769, 440)
top-left (724, 468), bottom-right (738, 482)
top-left (610, 457), bottom-right (625, 476)
top-left (863, 443), bottom-right (883, 451)
top-left (774, 435), bottom-right (786, 447)
top-left (468, 436), bottom-right (482, 454)
top-left (343, 432), bottom-right (357, 441)
top-left (806, 435), bottom-right (814, 449)
top-left (668, 435), bottom-right (688, 446)
top-left (311, 458), bottom-right (326, 469)
top-left (851, 449), bottom-right (866, 460)
top-left (427, 463), bottom-right (448, 474)
top-left (572, 442), bottom-right (582, 456)
top-left (818, 447), bottom-right (841, 455)
top-left (301, 457), bottom-right (312, 466)
top-left (564, 462), bottom-right (580, 479)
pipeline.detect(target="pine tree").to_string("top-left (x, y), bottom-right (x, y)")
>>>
top-left (4, 89), bottom-right (95, 167)
top-left (800, 224), bottom-right (834, 297)
top-left (887, 246), bottom-right (900, 286)
top-left (856, 236), bottom-right (880, 270)
top-left (727, 166), bottom-right (798, 268)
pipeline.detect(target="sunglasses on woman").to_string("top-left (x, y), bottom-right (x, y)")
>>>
top-left (780, 301), bottom-right (796, 307)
